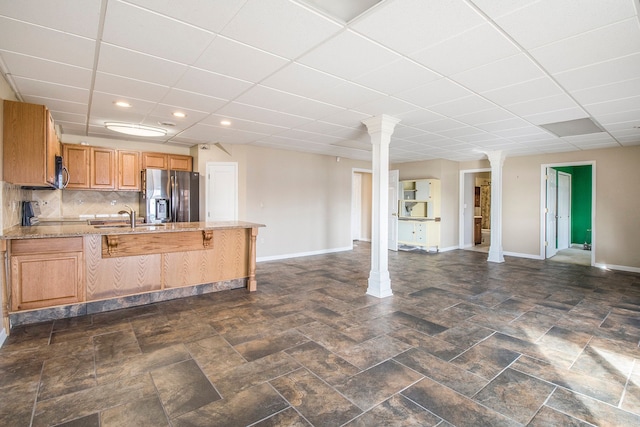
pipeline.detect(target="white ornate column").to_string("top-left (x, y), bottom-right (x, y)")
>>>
top-left (362, 114), bottom-right (400, 298)
top-left (487, 150), bottom-right (506, 263)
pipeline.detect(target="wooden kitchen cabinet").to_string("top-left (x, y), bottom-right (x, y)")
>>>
top-left (142, 152), bottom-right (192, 171)
top-left (10, 237), bottom-right (84, 311)
top-left (63, 144), bottom-right (91, 188)
top-left (168, 154), bottom-right (192, 171)
top-left (142, 152), bottom-right (168, 169)
top-left (3, 100), bottom-right (61, 187)
top-left (91, 147), bottom-right (116, 189)
top-left (117, 150), bottom-right (141, 191)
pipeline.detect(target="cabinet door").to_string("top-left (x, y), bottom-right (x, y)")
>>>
top-left (415, 222), bottom-right (426, 244)
top-left (415, 180), bottom-right (431, 200)
top-left (45, 111), bottom-right (60, 185)
top-left (168, 154), bottom-right (192, 171)
top-left (91, 147), bottom-right (116, 189)
top-left (63, 144), bottom-right (91, 189)
top-left (397, 221), bottom-right (415, 244)
top-left (142, 152), bottom-right (168, 169)
top-left (118, 150), bottom-right (141, 190)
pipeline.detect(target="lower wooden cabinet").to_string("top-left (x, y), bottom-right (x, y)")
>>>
top-left (10, 237), bottom-right (84, 311)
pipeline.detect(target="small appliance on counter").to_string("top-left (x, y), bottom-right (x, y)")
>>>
top-left (21, 200), bottom-right (41, 226)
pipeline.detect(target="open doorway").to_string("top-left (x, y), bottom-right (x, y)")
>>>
top-left (351, 169), bottom-right (372, 243)
top-left (542, 163), bottom-right (595, 266)
top-left (459, 168), bottom-right (492, 253)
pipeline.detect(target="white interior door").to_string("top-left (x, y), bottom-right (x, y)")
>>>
top-left (205, 162), bottom-right (238, 221)
top-left (546, 167), bottom-right (558, 258)
top-left (557, 172), bottom-right (571, 250)
top-left (388, 169), bottom-right (399, 251)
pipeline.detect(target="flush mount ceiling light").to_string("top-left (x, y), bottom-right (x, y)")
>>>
top-left (172, 111), bottom-right (187, 118)
top-left (220, 120), bottom-right (231, 126)
top-left (539, 117), bottom-right (604, 137)
top-left (104, 122), bottom-right (167, 137)
top-left (114, 101), bottom-right (132, 108)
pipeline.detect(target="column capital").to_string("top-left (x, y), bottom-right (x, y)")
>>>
top-left (362, 115), bottom-right (401, 135)
top-left (485, 150), bottom-right (506, 167)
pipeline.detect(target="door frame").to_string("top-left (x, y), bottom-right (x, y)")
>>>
top-left (205, 162), bottom-right (238, 221)
top-left (351, 168), bottom-right (372, 247)
top-left (540, 161), bottom-right (595, 266)
top-left (459, 168), bottom-right (492, 249)
top-left (545, 166), bottom-right (558, 258)
top-left (557, 171), bottom-right (572, 250)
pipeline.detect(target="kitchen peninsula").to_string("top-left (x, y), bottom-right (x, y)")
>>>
top-left (1, 221), bottom-right (264, 331)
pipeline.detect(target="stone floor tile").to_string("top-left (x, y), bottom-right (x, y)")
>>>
top-left (527, 405), bottom-right (593, 426)
top-left (473, 368), bottom-right (556, 424)
top-left (337, 335), bottom-right (413, 370)
top-left (546, 386), bottom-right (640, 426)
top-left (286, 341), bottom-right (360, 386)
top-left (37, 350), bottom-right (96, 401)
top-left (233, 329), bottom-right (309, 361)
top-left (253, 407), bottom-right (312, 426)
top-left (402, 377), bottom-right (520, 427)
top-left (450, 340), bottom-right (520, 380)
top-left (185, 335), bottom-right (247, 380)
top-left (272, 368), bottom-right (362, 426)
top-left (336, 359), bottom-right (423, 411)
top-left (389, 328), bottom-right (464, 361)
top-left (173, 382), bottom-right (288, 427)
top-left (394, 347), bottom-right (487, 397)
top-left (100, 395), bottom-right (169, 426)
top-left (343, 394), bottom-right (442, 426)
top-left (55, 413), bottom-right (101, 427)
top-left (151, 359), bottom-right (221, 419)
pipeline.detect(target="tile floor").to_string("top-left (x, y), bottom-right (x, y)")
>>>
top-left (1, 243), bottom-right (639, 426)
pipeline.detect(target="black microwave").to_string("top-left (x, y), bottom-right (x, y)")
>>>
top-left (54, 155), bottom-right (69, 189)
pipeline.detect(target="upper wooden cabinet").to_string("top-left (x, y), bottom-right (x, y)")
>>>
top-left (3, 100), bottom-right (61, 187)
top-left (142, 152), bottom-right (168, 169)
top-left (142, 152), bottom-right (192, 171)
top-left (63, 145), bottom-right (116, 190)
top-left (117, 150), bottom-right (141, 191)
top-left (168, 154), bottom-right (192, 171)
top-left (91, 147), bottom-right (116, 190)
top-left (63, 144), bottom-right (90, 189)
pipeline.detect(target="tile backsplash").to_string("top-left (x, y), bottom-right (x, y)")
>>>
top-left (32, 190), bottom-right (139, 219)
top-left (2, 182), bottom-right (31, 230)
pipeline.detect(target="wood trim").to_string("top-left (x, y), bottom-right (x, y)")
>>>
top-left (11, 237), bottom-right (84, 255)
top-left (1, 241), bottom-right (9, 334)
top-left (102, 231), bottom-right (216, 257)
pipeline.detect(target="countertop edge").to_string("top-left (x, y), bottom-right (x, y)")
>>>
top-left (1, 221), bottom-right (266, 240)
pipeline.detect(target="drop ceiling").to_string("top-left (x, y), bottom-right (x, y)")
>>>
top-left (0, 0), bottom-right (639, 163)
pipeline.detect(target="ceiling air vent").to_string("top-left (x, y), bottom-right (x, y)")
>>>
top-left (539, 117), bottom-right (604, 137)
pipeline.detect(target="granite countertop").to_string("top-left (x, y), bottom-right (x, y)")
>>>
top-left (2, 220), bottom-right (265, 240)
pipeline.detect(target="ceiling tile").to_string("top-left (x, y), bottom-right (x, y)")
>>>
top-left (313, 81), bottom-right (383, 110)
top-left (531, 18), bottom-right (640, 75)
top-left (90, 91), bottom-right (156, 118)
top-left (554, 53), bottom-right (640, 92)
top-left (572, 77), bottom-right (640, 105)
top-left (97, 43), bottom-right (188, 86)
top-left (0, 17), bottom-right (96, 68)
top-left (482, 77), bottom-right (563, 105)
top-left (584, 95), bottom-right (640, 117)
top-left (215, 101), bottom-right (313, 128)
top-left (0, 51), bottom-right (92, 88)
top-left (505, 94), bottom-right (579, 117)
top-left (193, 36), bottom-right (289, 83)
top-left (352, 0), bottom-right (485, 55)
top-left (427, 95), bottom-right (496, 118)
top-left (102, 1), bottom-right (215, 64)
top-left (395, 78), bottom-right (472, 108)
top-left (261, 62), bottom-right (344, 99)
top-left (298, 30), bottom-right (401, 81)
top-left (201, 114), bottom-right (288, 135)
top-left (220, 0), bottom-right (341, 59)
top-left (412, 23), bottom-right (519, 76)
top-left (455, 107), bottom-right (517, 127)
top-left (125, 0), bottom-right (245, 33)
top-left (351, 96), bottom-right (418, 117)
top-left (491, 0), bottom-right (637, 49)
top-left (451, 53), bottom-right (546, 93)
top-left (12, 77), bottom-right (89, 104)
top-left (356, 57), bottom-right (440, 95)
top-left (159, 89), bottom-right (227, 113)
top-left (0, 0), bottom-right (101, 38)
top-left (174, 67), bottom-right (253, 100)
top-left (523, 107), bottom-right (587, 126)
top-left (94, 72), bottom-right (169, 102)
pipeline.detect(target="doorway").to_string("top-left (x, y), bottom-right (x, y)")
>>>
top-left (541, 163), bottom-right (595, 266)
top-left (351, 169), bottom-right (372, 243)
top-left (459, 168), bottom-right (492, 252)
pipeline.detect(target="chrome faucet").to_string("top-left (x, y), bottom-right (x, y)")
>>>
top-left (118, 204), bottom-right (136, 229)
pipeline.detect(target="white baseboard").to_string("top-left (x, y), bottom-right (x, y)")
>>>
top-left (503, 251), bottom-right (544, 260)
top-left (0, 328), bottom-right (7, 348)
top-left (594, 263), bottom-right (640, 273)
top-left (257, 246), bottom-right (353, 262)
top-left (439, 245), bottom-right (459, 253)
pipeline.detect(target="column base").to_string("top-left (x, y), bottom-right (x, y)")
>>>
top-left (487, 247), bottom-right (505, 263)
top-left (366, 271), bottom-right (393, 298)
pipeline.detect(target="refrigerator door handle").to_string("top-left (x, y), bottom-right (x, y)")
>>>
top-left (171, 174), bottom-right (178, 222)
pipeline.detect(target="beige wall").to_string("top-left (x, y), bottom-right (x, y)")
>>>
top-left (499, 146), bottom-right (640, 269)
top-left (360, 172), bottom-right (372, 241)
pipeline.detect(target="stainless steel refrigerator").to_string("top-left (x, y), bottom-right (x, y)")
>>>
top-left (140, 169), bottom-right (199, 223)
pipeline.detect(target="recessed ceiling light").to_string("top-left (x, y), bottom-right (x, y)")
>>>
top-left (104, 122), bottom-right (167, 137)
top-left (172, 111), bottom-right (187, 118)
top-left (114, 101), bottom-right (132, 108)
top-left (220, 120), bottom-right (231, 126)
